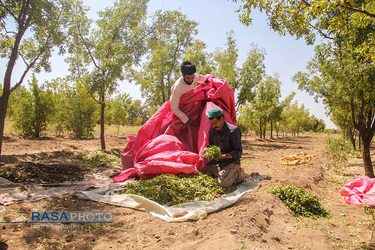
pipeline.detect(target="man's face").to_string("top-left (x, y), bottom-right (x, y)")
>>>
top-left (209, 116), bottom-right (225, 131)
top-left (183, 74), bottom-right (194, 85)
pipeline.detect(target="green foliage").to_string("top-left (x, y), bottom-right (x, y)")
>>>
top-left (11, 76), bottom-right (53, 138)
top-left (237, 0), bottom-right (375, 175)
top-left (324, 129), bottom-right (338, 134)
top-left (0, 0), bottom-right (82, 152)
top-left (202, 145), bottom-right (221, 161)
top-left (126, 99), bottom-right (150, 126)
top-left (251, 74), bottom-right (282, 138)
top-left (61, 84), bottom-right (98, 139)
top-left (215, 30), bottom-right (239, 91)
top-left (108, 93), bottom-right (131, 127)
top-left (269, 184), bottom-right (330, 219)
top-left (75, 151), bottom-right (121, 168)
top-left (66, 0), bottom-right (150, 149)
top-left (323, 137), bottom-right (355, 172)
top-left (116, 172), bottom-right (237, 206)
top-left (363, 206), bottom-right (375, 246)
top-left (132, 9), bottom-right (198, 107)
top-left (281, 101), bottom-right (311, 136)
top-left (307, 115), bottom-right (326, 133)
top-left (236, 43), bottom-right (266, 109)
top-left (183, 39), bottom-right (217, 75)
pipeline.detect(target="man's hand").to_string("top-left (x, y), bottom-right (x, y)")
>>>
top-left (219, 153), bottom-right (232, 160)
top-left (186, 119), bottom-right (194, 126)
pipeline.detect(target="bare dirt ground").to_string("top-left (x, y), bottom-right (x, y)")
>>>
top-left (0, 132), bottom-right (374, 250)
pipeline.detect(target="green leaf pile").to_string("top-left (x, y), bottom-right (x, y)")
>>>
top-left (75, 151), bottom-right (121, 168)
top-left (202, 145), bottom-right (221, 161)
top-left (116, 172), bottom-right (237, 206)
top-left (269, 184), bottom-right (330, 219)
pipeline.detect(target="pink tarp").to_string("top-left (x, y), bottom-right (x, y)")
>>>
top-left (340, 175), bottom-right (375, 207)
top-left (113, 75), bottom-right (236, 182)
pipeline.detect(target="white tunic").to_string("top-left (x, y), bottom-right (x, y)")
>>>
top-left (170, 74), bottom-right (206, 124)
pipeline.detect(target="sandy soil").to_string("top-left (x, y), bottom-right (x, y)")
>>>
top-left (0, 132), bottom-right (374, 250)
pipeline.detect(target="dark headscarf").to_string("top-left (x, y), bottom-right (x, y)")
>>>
top-left (180, 61), bottom-right (196, 75)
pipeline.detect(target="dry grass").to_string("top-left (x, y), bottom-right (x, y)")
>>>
top-left (93, 124), bottom-right (141, 137)
top-left (3, 120), bottom-right (141, 138)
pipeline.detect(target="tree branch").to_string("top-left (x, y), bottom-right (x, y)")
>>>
top-left (79, 33), bottom-right (99, 69)
top-left (308, 23), bottom-right (335, 40)
top-left (0, 0), bottom-right (18, 21)
top-left (338, 3), bottom-right (375, 19)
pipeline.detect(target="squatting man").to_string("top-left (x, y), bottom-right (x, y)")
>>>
top-left (203, 108), bottom-right (246, 187)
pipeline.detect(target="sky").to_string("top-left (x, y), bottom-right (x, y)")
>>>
top-left (4, 0), bottom-right (336, 129)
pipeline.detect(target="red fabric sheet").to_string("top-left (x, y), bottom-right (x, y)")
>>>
top-left (113, 75), bottom-right (236, 182)
top-left (340, 175), bottom-right (375, 207)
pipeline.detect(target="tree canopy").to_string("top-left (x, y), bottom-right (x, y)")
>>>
top-left (0, 0), bottom-right (79, 153)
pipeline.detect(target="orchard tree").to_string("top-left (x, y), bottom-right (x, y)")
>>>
top-left (237, 103), bottom-right (257, 139)
top-left (283, 102), bottom-right (310, 137)
top-left (293, 41), bottom-right (375, 176)
top-left (214, 30), bottom-right (239, 90)
top-left (308, 115), bottom-right (325, 133)
top-left (127, 99), bottom-right (150, 126)
top-left (64, 82), bottom-right (98, 138)
top-left (0, 0), bottom-right (78, 153)
top-left (108, 93), bottom-right (132, 136)
top-left (67, 0), bottom-right (150, 149)
top-left (10, 75), bottom-right (53, 137)
top-left (235, 0), bottom-right (375, 176)
top-left (236, 43), bottom-right (266, 110)
top-left (48, 77), bottom-right (98, 138)
top-left (183, 39), bottom-right (216, 75)
top-left (132, 10), bottom-right (198, 108)
top-left (252, 74), bottom-right (282, 139)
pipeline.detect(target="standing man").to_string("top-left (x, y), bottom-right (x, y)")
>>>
top-left (203, 108), bottom-right (245, 187)
top-left (170, 61), bottom-right (206, 125)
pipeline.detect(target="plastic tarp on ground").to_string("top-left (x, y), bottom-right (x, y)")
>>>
top-left (77, 178), bottom-right (259, 222)
top-left (113, 74), bottom-right (237, 182)
top-left (340, 175), bottom-right (375, 206)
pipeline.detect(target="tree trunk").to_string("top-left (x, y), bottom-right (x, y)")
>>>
top-left (350, 99), bottom-right (375, 177)
top-left (100, 96), bottom-right (106, 150)
top-left (0, 23), bottom-right (28, 154)
top-left (270, 120), bottom-right (274, 139)
top-left (362, 134), bottom-right (374, 177)
top-left (263, 123), bottom-right (266, 139)
top-left (347, 122), bottom-right (356, 150)
top-left (0, 94), bottom-right (10, 154)
top-left (259, 120), bottom-right (262, 139)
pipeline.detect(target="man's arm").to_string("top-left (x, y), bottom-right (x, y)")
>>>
top-left (227, 128), bottom-right (242, 160)
top-left (170, 90), bottom-right (189, 124)
top-left (170, 80), bottom-right (190, 124)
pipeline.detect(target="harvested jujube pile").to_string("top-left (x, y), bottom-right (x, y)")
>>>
top-left (115, 172), bottom-right (238, 206)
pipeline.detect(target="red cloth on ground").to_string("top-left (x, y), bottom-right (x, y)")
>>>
top-left (113, 75), bottom-right (236, 182)
top-left (340, 175), bottom-right (375, 207)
